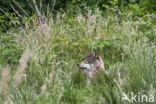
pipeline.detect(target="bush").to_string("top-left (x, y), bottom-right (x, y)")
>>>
top-left (0, 33), bottom-right (22, 65)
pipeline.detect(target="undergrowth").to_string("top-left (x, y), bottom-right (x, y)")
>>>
top-left (0, 9), bottom-right (156, 104)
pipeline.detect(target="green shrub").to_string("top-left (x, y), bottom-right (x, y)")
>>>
top-left (0, 33), bottom-right (22, 65)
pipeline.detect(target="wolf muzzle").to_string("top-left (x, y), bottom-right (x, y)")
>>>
top-left (77, 63), bottom-right (87, 69)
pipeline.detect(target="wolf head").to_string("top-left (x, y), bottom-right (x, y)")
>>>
top-left (77, 51), bottom-right (102, 70)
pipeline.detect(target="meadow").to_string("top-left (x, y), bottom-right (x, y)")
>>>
top-left (0, 8), bottom-right (156, 104)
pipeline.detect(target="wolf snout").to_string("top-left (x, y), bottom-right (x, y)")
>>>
top-left (77, 63), bottom-right (83, 68)
top-left (77, 63), bottom-right (87, 69)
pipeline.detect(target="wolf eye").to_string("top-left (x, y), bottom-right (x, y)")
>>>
top-left (88, 58), bottom-right (94, 63)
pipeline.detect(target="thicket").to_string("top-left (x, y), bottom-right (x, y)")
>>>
top-left (0, 0), bottom-right (156, 32)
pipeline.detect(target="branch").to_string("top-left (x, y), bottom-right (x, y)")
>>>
top-left (10, 3), bottom-right (23, 18)
top-left (32, 0), bottom-right (41, 18)
top-left (13, 0), bottom-right (29, 16)
top-left (0, 8), bottom-right (5, 14)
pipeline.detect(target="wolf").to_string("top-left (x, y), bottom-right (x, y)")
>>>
top-left (77, 51), bottom-right (107, 85)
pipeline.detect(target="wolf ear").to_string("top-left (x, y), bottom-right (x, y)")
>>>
top-left (90, 52), bottom-right (93, 57)
top-left (94, 51), bottom-right (99, 59)
top-left (89, 49), bottom-right (93, 57)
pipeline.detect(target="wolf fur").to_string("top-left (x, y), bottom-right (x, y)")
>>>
top-left (77, 51), bottom-right (108, 85)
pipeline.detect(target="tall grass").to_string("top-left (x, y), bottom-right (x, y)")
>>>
top-left (0, 9), bottom-right (156, 104)
top-left (0, 66), bottom-right (10, 100)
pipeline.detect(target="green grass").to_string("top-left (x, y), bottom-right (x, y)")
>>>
top-left (0, 9), bottom-right (156, 104)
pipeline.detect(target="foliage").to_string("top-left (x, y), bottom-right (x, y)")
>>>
top-left (140, 0), bottom-right (156, 13)
top-left (0, 0), bottom-right (156, 103)
top-left (0, 0), bottom-right (156, 15)
top-left (0, 0), bottom-right (156, 32)
top-left (0, 9), bottom-right (156, 103)
top-left (0, 33), bottom-right (22, 65)
top-left (0, 0), bottom-right (32, 14)
top-left (0, 12), bottom-right (20, 32)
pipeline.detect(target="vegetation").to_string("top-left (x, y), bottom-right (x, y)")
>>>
top-left (0, 0), bottom-right (156, 104)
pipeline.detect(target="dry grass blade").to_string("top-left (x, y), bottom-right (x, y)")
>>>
top-left (0, 66), bottom-right (10, 99)
top-left (13, 49), bottom-right (31, 87)
top-left (41, 72), bottom-right (53, 94)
